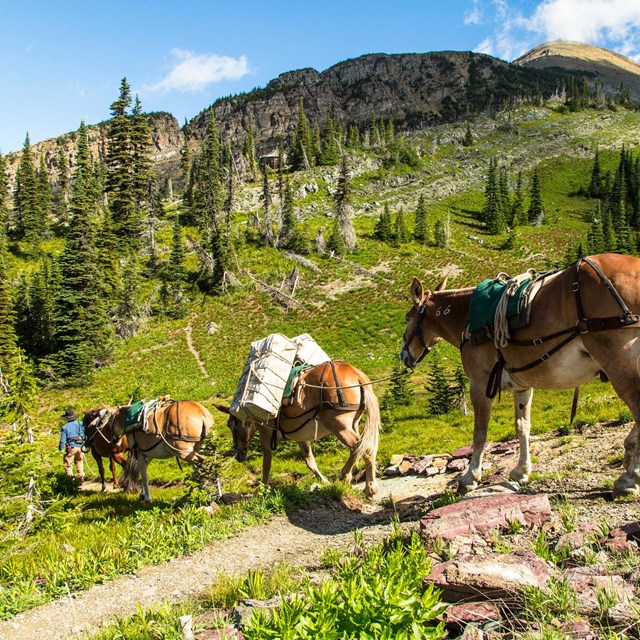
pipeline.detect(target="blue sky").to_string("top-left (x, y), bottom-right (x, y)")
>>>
top-left (2, 0), bottom-right (640, 154)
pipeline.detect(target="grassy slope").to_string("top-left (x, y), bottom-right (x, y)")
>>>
top-left (1, 103), bottom-right (638, 617)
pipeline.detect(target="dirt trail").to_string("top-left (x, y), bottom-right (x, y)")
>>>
top-left (0, 474), bottom-right (440, 640)
top-left (2, 420), bottom-right (638, 640)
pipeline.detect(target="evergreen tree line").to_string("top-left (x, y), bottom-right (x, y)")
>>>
top-left (374, 194), bottom-right (450, 249)
top-left (0, 79), bottom-right (164, 388)
top-left (480, 159), bottom-right (543, 235)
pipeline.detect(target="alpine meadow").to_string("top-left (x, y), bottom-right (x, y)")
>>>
top-left (2, 41), bottom-right (640, 639)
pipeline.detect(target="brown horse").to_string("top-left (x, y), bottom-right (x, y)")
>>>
top-left (401, 253), bottom-right (640, 498)
top-left (215, 361), bottom-right (380, 497)
top-left (101, 399), bottom-right (214, 502)
top-left (83, 407), bottom-right (130, 492)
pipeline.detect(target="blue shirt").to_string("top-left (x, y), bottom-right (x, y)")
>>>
top-left (59, 420), bottom-right (85, 450)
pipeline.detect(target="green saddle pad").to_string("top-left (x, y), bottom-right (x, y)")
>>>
top-left (467, 276), bottom-right (533, 343)
top-left (284, 364), bottom-right (314, 399)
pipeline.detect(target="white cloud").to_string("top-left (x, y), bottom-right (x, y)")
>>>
top-left (464, 0), bottom-right (483, 25)
top-left (144, 49), bottom-right (250, 93)
top-left (473, 0), bottom-right (640, 61)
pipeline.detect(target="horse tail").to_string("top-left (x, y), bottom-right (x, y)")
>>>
top-left (200, 405), bottom-right (214, 440)
top-left (353, 382), bottom-right (380, 468)
top-left (119, 452), bottom-right (141, 493)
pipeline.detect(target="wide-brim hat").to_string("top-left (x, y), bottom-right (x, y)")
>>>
top-left (62, 407), bottom-right (78, 420)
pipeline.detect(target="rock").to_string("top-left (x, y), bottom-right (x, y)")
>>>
top-left (432, 456), bottom-right (449, 468)
top-left (446, 459), bottom-right (468, 473)
top-left (389, 454), bottom-right (404, 466)
top-left (558, 620), bottom-right (597, 640)
top-left (412, 455), bottom-right (434, 474)
top-left (220, 493), bottom-right (243, 505)
top-left (450, 444), bottom-right (475, 459)
top-left (443, 602), bottom-right (502, 630)
top-left (383, 464), bottom-right (401, 477)
top-left (563, 565), bottom-right (636, 623)
top-left (489, 440), bottom-right (519, 455)
top-left (421, 493), bottom-right (552, 542)
top-left (424, 550), bottom-right (557, 602)
top-left (398, 459), bottom-right (414, 475)
top-left (232, 598), bottom-right (280, 629)
top-left (556, 522), bottom-right (600, 553)
top-left (604, 521), bottom-right (640, 554)
top-left (207, 322), bottom-right (220, 335)
top-left (459, 481), bottom-right (520, 499)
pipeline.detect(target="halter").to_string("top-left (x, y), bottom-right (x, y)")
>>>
top-left (403, 299), bottom-right (431, 369)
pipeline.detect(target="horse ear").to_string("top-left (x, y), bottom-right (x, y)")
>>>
top-left (211, 402), bottom-right (231, 414)
top-left (434, 274), bottom-right (449, 292)
top-left (411, 278), bottom-right (425, 305)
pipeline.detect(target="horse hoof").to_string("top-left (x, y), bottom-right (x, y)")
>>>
top-left (364, 484), bottom-right (379, 498)
top-left (612, 476), bottom-right (639, 499)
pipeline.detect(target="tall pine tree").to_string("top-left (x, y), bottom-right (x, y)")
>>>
top-left (52, 122), bottom-right (113, 384)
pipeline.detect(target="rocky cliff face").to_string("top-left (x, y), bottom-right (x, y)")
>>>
top-left (184, 51), bottom-right (562, 152)
top-left (6, 45), bottom-right (638, 188)
top-left (4, 112), bottom-right (183, 188)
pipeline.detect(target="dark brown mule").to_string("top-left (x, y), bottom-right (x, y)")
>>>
top-left (215, 361), bottom-right (380, 497)
top-left (102, 399), bottom-right (214, 502)
top-left (83, 407), bottom-right (129, 492)
top-left (401, 253), bottom-right (640, 498)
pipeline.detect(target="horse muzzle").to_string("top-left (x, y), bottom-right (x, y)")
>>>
top-left (400, 342), bottom-right (429, 370)
top-left (234, 448), bottom-right (248, 462)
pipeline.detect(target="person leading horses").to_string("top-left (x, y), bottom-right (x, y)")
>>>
top-left (59, 407), bottom-right (86, 483)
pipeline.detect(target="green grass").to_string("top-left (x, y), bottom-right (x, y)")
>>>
top-left (4, 103), bottom-right (640, 623)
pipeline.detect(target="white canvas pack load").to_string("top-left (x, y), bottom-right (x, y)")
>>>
top-left (230, 333), bottom-right (298, 422)
top-left (292, 333), bottom-right (331, 366)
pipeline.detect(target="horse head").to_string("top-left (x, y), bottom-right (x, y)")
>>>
top-left (401, 275), bottom-right (448, 369)
top-left (228, 415), bottom-right (256, 462)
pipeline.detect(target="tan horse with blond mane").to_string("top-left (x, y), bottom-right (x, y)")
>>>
top-left (100, 399), bottom-right (213, 502)
top-left (401, 253), bottom-right (640, 498)
top-left (215, 361), bottom-right (380, 497)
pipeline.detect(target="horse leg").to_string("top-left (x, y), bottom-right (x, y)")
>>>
top-left (333, 428), bottom-right (360, 485)
top-left (459, 382), bottom-right (494, 492)
top-left (297, 441), bottom-right (329, 484)
top-left (109, 457), bottom-right (119, 489)
top-left (92, 450), bottom-right (107, 492)
top-left (607, 377), bottom-right (640, 497)
top-left (259, 427), bottom-right (274, 487)
top-left (138, 455), bottom-right (152, 502)
top-left (510, 388), bottom-right (533, 484)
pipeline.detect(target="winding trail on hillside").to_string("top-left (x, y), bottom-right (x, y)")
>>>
top-left (185, 317), bottom-right (210, 380)
top-left (0, 502), bottom-right (413, 640)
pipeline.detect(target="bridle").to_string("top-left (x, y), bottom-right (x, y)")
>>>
top-left (402, 298), bottom-right (431, 369)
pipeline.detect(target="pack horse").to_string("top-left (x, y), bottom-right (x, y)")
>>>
top-left (97, 398), bottom-right (213, 502)
top-left (401, 253), bottom-right (640, 498)
top-left (216, 360), bottom-right (380, 497)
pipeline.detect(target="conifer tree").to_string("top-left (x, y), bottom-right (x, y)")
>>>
top-left (52, 121), bottom-right (113, 383)
top-left (511, 171), bottom-right (526, 226)
top-left (290, 98), bottom-right (312, 170)
top-left (463, 121), bottom-right (474, 147)
top-left (483, 158), bottom-right (504, 233)
top-left (0, 245), bottom-right (18, 374)
top-left (332, 155), bottom-right (357, 251)
top-left (610, 162), bottom-right (628, 233)
top-left (95, 209), bottom-right (120, 298)
top-left (498, 166), bottom-right (510, 224)
top-left (315, 228), bottom-right (327, 255)
top-left (414, 194), bottom-right (429, 244)
top-left (434, 219), bottom-right (447, 248)
top-left (106, 78), bottom-right (135, 245)
top-left (589, 148), bottom-right (603, 198)
top-left (374, 202), bottom-right (393, 243)
top-left (279, 176), bottom-right (308, 252)
top-left (394, 207), bottom-right (410, 245)
top-left (18, 258), bottom-right (57, 359)
top-left (319, 115), bottom-right (340, 166)
top-left (130, 95), bottom-right (154, 216)
top-left (260, 164), bottom-right (275, 246)
top-left (160, 214), bottom-right (187, 318)
top-left (13, 133), bottom-right (39, 242)
top-left (327, 217), bottom-right (346, 256)
top-left (527, 165), bottom-right (544, 225)
top-left (586, 203), bottom-right (605, 255)
top-left (54, 144), bottom-right (70, 224)
top-left (602, 208), bottom-right (616, 252)
top-left (180, 139), bottom-right (193, 205)
top-left (242, 124), bottom-right (258, 180)
top-left (0, 153), bottom-right (8, 234)
top-left (35, 155), bottom-right (51, 237)
top-left (193, 107), bottom-right (223, 231)
top-left (311, 125), bottom-right (322, 165)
